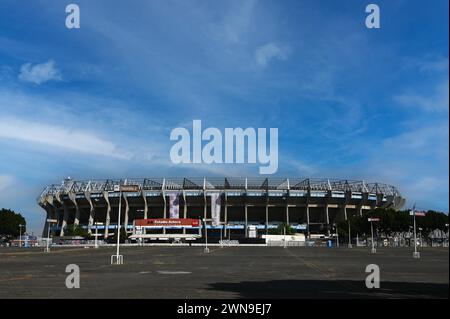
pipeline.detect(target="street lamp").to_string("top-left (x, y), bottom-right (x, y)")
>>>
top-left (111, 188), bottom-right (124, 264)
top-left (348, 219), bottom-right (353, 248)
top-left (44, 219), bottom-right (57, 252)
top-left (18, 224), bottom-right (24, 248)
top-left (368, 218), bottom-right (379, 254)
top-left (446, 224), bottom-right (449, 247)
top-left (411, 206), bottom-right (420, 259)
top-left (333, 224), bottom-right (339, 248)
top-left (203, 218), bottom-right (210, 253)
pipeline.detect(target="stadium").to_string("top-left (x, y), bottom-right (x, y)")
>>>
top-left (37, 177), bottom-right (405, 240)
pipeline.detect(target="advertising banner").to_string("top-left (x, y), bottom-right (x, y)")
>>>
top-left (169, 192), bottom-right (180, 218)
top-left (134, 218), bottom-right (199, 227)
top-left (210, 193), bottom-right (221, 226)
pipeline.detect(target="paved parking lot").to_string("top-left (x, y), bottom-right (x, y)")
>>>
top-left (0, 246), bottom-right (448, 298)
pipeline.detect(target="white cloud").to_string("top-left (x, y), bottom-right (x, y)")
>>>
top-left (255, 42), bottom-right (289, 67)
top-left (394, 79), bottom-right (449, 113)
top-left (0, 117), bottom-right (130, 159)
top-left (18, 60), bottom-right (62, 84)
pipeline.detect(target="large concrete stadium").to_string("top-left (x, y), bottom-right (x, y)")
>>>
top-left (38, 177), bottom-right (405, 239)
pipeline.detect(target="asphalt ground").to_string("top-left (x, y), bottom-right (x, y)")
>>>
top-left (0, 246), bottom-right (448, 299)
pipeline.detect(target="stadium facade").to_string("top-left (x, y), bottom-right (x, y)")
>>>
top-left (38, 177), bottom-right (405, 238)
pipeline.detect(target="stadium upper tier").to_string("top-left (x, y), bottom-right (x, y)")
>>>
top-left (38, 177), bottom-right (403, 205)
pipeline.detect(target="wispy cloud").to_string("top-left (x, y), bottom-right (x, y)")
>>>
top-left (18, 60), bottom-right (61, 84)
top-left (0, 117), bottom-right (130, 159)
top-left (394, 80), bottom-right (449, 112)
top-left (394, 79), bottom-right (449, 113)
top-left (255, 42), bottom-right (290, 67)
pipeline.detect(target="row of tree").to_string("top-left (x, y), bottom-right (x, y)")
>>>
top-left (0, 208), bottom-right (26, 240)
top-left (336, 208), bottom-right (449, 239)
top-left (1, 207), bottom-right (448, 241)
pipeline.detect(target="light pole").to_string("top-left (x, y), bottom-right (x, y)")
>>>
top-left (220, 223), bottom-right (223, 248)
top-left (368, 218), bottom-right (378, 254)
top-left (44, 219), bottom-right (57, 252)
top-left (95, 222), bottom-right (99, 248)
top-left (412, 207), bottom-right (420, 259)
top-left (203, 218), bottom-right (209, 253)
top-left (333, 224), bottom-right (339, 248)
top-left (111, 187), bottom-right (124, 265)
top-left (446, 223), bottom-right (449, 247)
top-left (348, 219), bottom-right (352, 248)
top-left (18, 224), bottom-right (24, 248)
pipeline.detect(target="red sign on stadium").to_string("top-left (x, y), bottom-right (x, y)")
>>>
top-left (134, 218), bottom-right (200, 227)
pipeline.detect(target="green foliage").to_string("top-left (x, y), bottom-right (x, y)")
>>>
top-left (64, 224), bottom-right (89, 238)
top-left (0, 208), bottom-right (26, 238)
top-left (418, 210), bottom-right (449, 232)
top-left (337, 208), bottom-right (448, 239)
top-left (267, 223), bottom-right (296, 235)
top-left (111, 227), bottom-right (129, 243)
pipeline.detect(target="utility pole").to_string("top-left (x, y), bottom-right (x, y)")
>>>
top-left (368, 218), bottom-right (380, 254)
top-left (18, 224), bottom-right (24, 248)
top-left (203, 218), bottom-right (210, 253)
top-left (348, 219), bottom-right (352, 248)
top-left (44, 219), bottom-right (57, 252)
top-left (412, 204), bottom-right (420, 259)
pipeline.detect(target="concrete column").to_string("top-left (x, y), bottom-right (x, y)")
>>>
top-left (123, 194), bottom-right (129, 232)
top-left (286, 205), bottom-right (289, 225)
top-left (183, 191), bottom-right (187, 218)
top-left (41, 204), bottom-right (51, 237)
top-left (162, 192), bottom-right (166, 234)
top-left (85, 192), bottom-right (94, 234)
top-left (306, 205), bottom-right (310, 238)
top-left (183, 191), bottom-right (187, 235)
top-left (343, 205), bottom-right (348, 220)
top-left (162, 192), bottom-right (167, 218)
top-left (68, 192), bottom-right (80, 226)
top-left (103, 191), bottom-right (111, 238)
top-left (54, 203), bottom-right (62, 236)
top-left (60, 202), bottom-right (69, 237)
top-left (245, 204), bottom-right (248, 237)
top-left (142, 191), bottom-right (148, 219)
top-left (325, 205), bottom-right (330, 236)
top-left (224, 192), bottom-right (228, 237)
top-left (203, 192), bottom-right (207, 221)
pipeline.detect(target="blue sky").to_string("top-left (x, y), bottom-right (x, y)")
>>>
top-left (0, 0), bottom-right (448, 235)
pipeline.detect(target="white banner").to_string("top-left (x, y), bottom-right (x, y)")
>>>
top-left (169, 193), bottom-right (180, 218)
top-left (210, 193), bottom-right (221, 226)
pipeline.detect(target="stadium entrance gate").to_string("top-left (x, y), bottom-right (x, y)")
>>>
top-left (129, 218), bottom-right (202, 243)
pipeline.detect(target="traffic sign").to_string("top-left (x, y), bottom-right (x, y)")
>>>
top-left (46, 219), bottom-right (58, 223)
top-left (410, 211), bottom-right (426, 217)
top-left (368, 218), bottom-right (380, 222)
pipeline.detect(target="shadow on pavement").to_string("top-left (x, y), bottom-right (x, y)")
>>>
top-left (207, 279), bottom-right (449, 299)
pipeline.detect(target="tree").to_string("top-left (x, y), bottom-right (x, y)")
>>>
top-left (418, 211), bottom-right (449, 234)
top-left (64, 225), bottom-right (89, 238)
top-left (336, 208), bottom-right (448, 241)
top-left (268, 223), bottom-right (296, 235)
top-left (110, 227), bottom-right (129, 243)
top-left (0, 208), bottom-right (26, 239)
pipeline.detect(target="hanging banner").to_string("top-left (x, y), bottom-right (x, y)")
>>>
top-left (169, 192), bottom-right (180, 218)
top-left (210, 193), bottom-right (221, 226)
